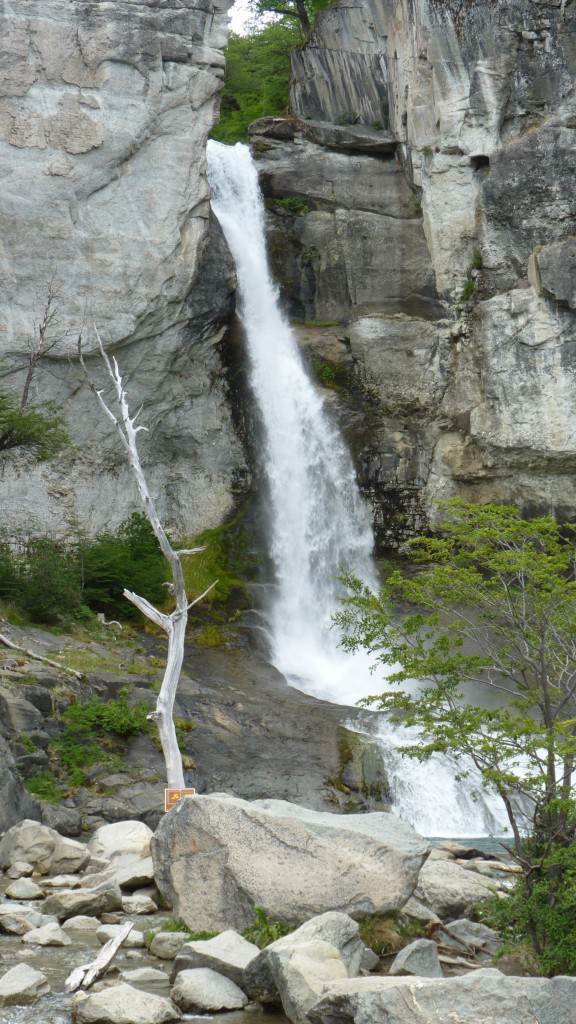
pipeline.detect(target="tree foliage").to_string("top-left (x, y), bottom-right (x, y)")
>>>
top-left (0, 391), bottom-right (69, 462)
top-left (212, 24), bottom-right (299, 144)
top-left (0, 514), bottom-right (169, 626)
top-left (335, 500), bottom-right (576, 971)
top-left (80, 513), bottom-right (170, 620)
top-left (246, 0), bottom-right (333, 34)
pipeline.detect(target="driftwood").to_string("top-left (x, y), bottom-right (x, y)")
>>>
top-left (0, 631), bottom-right (83, 680)
top-left (64, 922), bottom-right (134, 993)
top-left (438, 953), bottom-right (485, 969)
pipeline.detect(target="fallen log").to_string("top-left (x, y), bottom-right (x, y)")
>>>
top-left (64, 922), bottom-right (134, 992)
top-left (0, 631), bottom-right (83, 680)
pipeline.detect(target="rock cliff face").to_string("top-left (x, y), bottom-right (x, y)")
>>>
top-left (1, 0), bottom-right (247, 538)
top-left (254, 0), bottom-right (576, 544)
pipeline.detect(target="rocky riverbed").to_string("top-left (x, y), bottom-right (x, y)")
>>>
top-left (0, 811), bottom-right (563, 1024)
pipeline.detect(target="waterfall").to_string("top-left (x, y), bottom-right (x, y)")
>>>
top-left (207, 141), bottom-right (510, 837)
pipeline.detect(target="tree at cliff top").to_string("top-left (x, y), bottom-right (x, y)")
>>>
top-left (213, 0), bottom-right (332, 144)
top-left (247, 0), bottom-right (332, 34)
top-left (336, 500), bottom-right (576, 973)
top-left (212, 23), bottom-right (298, 144)
top-left (80, 333), bottom-right (216, 791)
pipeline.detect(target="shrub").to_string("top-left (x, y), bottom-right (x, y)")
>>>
top-left (79, 513), bottom-right (169, 620)
top-left (24, 770), bottom-right (63, 803)
top-left (273, 196), bottom-right (309, 216)
top-left (17, 538), bottom-right (83, 624)
top-left (52, 693), bottom-right (150, 786)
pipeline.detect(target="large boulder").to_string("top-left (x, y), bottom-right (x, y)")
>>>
top-left (152, 795), bottom-right (429, 931)
top-left (389, 939), bottom-right (442, 978)
top-left (0, 904), bottom-right (57, 936)
top-left (43, 882), bottom-right (122, 921)
top-left (244, 912), bottom-right (368, 1004)
top-left (308, 970), bottom-right (576, 1024)
top-left (266, 940), bottom-right (349, 1024)
top-left (0, 819), bottom-right (90, 876)
top-left (413, 860), bottom-right (504, 919)
top-left (22, 921), bottom-right (72, 946)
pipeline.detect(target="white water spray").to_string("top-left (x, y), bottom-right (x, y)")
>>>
top-left (207, 141), bottom-right (510, 836)
top-left (208, 141), bottom-right (376, 702)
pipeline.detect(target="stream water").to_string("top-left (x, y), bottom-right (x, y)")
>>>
top-left (207, 141), bottom-right (510, 840)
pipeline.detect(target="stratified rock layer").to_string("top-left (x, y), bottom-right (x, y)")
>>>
top-left (1, 0), bottom-right (246, 539)
top-left (257, 0), bottom-right (576, 541)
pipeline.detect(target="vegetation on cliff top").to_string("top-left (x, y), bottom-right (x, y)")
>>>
top-left (212, 0), bottom-right (333, 144)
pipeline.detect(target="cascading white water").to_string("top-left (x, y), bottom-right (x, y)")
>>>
top-left (207, 140), bottom-right (376, 702)
top-left (207, 141), bottom-right (510, 837)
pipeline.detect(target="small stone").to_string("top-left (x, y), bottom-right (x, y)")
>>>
top-left (122, 967), bottom-right (170, 986)
top-left (7, 862), bottom-right (34, 880)
top-left (97, 924), bottom-right (145, 947)
top-left (151, 932), bottom-right (194, 961)
top-left (5, 879), bottom-right (45, 900)
top-left (389, 938), bottom-right (443, 978)
top-left (170, 968), bottom-right (248, 1012)
top-left (72, 982), bottom-right (181, 1023)
top-left (0, 963), bottom-right (50, 1006)
top-left (62, 915), bottom-right (102, 934)
top-left (122, 894), bottom-right (157, 915)
top-left (101, 912), bottom-right (124, 925)
top-left (43, 874), bottom-right (82, 889)
top-left (22, 921), bottom-right (72, 947)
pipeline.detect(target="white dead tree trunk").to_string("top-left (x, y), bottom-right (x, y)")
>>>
top-left (79, 331), bottom-right (216, 790)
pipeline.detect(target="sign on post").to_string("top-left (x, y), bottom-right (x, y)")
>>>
top-left (164, 788), bottom-right (196, 812)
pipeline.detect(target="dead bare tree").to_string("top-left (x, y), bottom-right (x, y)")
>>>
top-left (21, 276), bottom-right (65, 407)
top-left (79, 330), bottom-right (216, 790)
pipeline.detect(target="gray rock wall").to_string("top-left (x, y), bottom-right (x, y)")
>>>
top-left (261, 0), bottom-right (576, 541)
top-left (1, 0), bottom-right (247, 539)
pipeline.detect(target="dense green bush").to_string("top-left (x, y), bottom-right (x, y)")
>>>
top-left (0, 391), bottom-right (69, 462)
top-left (211, 24), bottom-right (299, 144)
top-left (79, 513), bottom-right (169, 619)
top-left (18, 538), bottom-right (83, 624)
top-left (52, 693), bottom-right (150, 786)
top-left (480, 832), bottom-right (576, 976)
top-left (0, 514), bottom-right (169, 626)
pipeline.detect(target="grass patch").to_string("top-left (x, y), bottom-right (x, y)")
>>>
top-left (461, 277), bottom-right (476, 301)
top-left (273, 197), bottom-right (309, 216)
top-left (357, 915), bottom-right (424, 955)
top-left (242, 906), bottom-right (293, 949)
top-left (24, 770), bottom-right (63, 804)
top-left (179, 519), bottom-right (256, 619)
top-left (51, 692), bottom-right (150, 787)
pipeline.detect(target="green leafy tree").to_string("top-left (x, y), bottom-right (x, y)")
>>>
top-left (212, 24), bottom-right (299, 144)
top-left (336, 500), bottom-right (576, 972)
top-left (0, 391), bottom-right (68, 462)
top-left (79, 513), bottom-right (170, 620)
top-left (247, 0), bottom-right (333, 34)
top-left (17, 537), bottom-right (83, 624)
